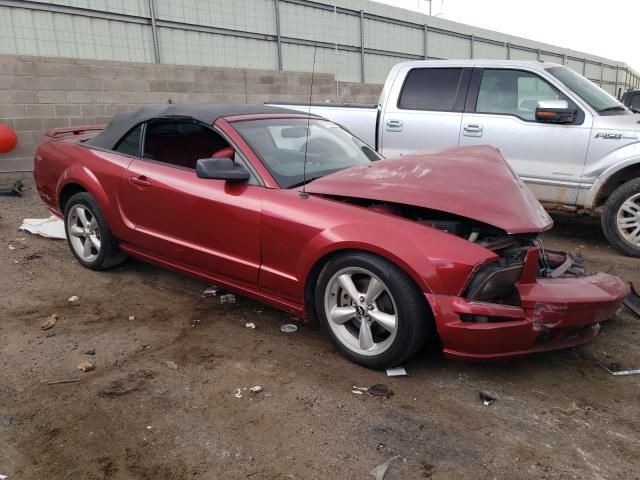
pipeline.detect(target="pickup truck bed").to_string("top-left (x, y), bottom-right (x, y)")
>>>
top-left (266, 102), bottom-right (378, 148)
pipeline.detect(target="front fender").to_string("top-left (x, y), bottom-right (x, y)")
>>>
top-left (298, 221), bottom-right (497, 297)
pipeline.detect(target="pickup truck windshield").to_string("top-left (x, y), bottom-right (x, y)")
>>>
top-left (547, 66), bottom-right (628, 115)
top-left (233, 118), bottom-right (381, 188)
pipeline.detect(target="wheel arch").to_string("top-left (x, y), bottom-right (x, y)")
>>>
top-left (592, 162), bottom-right (640, 208)
top-left (302, 247), bottom-right (434, 322)
top-left (59, 183), bottom-right (87, 213)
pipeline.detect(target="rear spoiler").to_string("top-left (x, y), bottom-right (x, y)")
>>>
top-left (45, 125), bottom-right (105, 138)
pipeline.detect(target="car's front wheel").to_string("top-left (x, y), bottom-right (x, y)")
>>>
top-left (602, 178), bottom-right (640, 257)
top-left (315, 252), bottom-right (432, 369)
top-left (64, 192), bottom-right (126, 270)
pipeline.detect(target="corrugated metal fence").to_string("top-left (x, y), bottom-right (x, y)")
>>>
top-left (0, 0), bottom-right (638, 95)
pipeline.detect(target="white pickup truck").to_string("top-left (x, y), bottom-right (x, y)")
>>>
top-left (269, 60), bottom-right (640, 257)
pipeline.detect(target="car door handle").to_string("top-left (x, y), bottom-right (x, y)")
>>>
top-left (385, 119), bottom-right (403, 132)
top-left (129, 175), bottom-right (152, 187)
top-left (463, 124), bottom-right (483, 137)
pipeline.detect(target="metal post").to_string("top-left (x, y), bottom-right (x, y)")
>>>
top-left (537, 48), bottom-right (541, 61)
top-left (582, 58), bottom-right (586, 76)
top-left (600, 62), bottom-right (604, 87)
top-left (562, 54), bottom-right (567, 65)
top-left (424, 24), bottom-right (428, 60)
top-left (147, 0), bottom-right (160, 63)
top-left (614, 65), bottom-right (619, 98)
top-left (505, 42), bottom-right (510, 60)
top-left (470, 35), bottom-right (474, 59)
top-left (360, 10), bottom-right (365, 83)
top-left (274, 0), bottom-right (283, 71)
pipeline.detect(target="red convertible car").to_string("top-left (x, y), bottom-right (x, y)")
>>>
top-left (33, 104), bottom-right (629, 368)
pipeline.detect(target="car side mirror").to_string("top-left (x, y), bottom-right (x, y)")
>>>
top-left (535, 100), bottom-right (577, 124)
top-left (196, 158), bottom-right (250, 182)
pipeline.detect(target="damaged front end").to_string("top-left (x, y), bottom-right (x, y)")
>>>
top-left (428, 238), bottom-right (630, 360)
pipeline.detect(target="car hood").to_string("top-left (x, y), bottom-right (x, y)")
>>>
top-left (306, 145), bottom-right (553, 234)
top-left (593, 112), bottom-right (640, 134)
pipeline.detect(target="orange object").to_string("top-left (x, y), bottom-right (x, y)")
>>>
top-left (0, 124), bottom-right (18, 153)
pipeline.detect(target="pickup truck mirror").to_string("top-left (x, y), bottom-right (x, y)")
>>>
top-left (196, 158), bottom-right (250, 182)
top-left (535, 100), bottom-right (577, 124)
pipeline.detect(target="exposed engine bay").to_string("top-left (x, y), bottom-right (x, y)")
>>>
top-left (328, 196), bottom-right (588, 315)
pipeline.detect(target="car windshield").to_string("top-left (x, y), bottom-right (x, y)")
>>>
top-left (233, 118), bottom-right (381, 188)
top-left (547, 66), bottom-right (628, 115)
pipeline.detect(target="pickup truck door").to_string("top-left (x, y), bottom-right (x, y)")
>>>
top-left (380, 67), bottom-right (471, 157)
top-left (118, 120), bottom-right (263, 287)
top-left (459, 68), bottom-right (592, 205)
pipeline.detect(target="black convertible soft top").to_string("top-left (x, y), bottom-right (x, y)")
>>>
top-left (87, 104), bottom-right (299, 150)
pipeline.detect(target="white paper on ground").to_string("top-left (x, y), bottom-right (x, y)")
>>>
top-left (19, 216), bottom-right (66, 239)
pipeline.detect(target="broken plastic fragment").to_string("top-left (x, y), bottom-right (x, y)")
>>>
top-left (244, 322), bottom-right (256, 329)
top-left (41, 314), bottom-right (58, 330)
top-left (385, 366), bottom-right (407, 377)
top-left (367, 384), bottom-right (394, 398)
top-left (220, 294), bottom-right (236, 304)
top-left (67, 295), bottom-right (79, 302)
top-left (280, 324), bottom-right (298, 333)
top-left (370, 455), bottom-right (402, 480)
top-left (249, 385), bottom-right (263, 394)
top-left (479, 392), bottom-right (495, 406)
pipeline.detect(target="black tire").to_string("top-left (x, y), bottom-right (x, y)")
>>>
top-left (601, 178), bottom-right (640, 257)
top-left (315, 251), bottom-right (432, 369)
top-left (63, 192), bottom-right (126, 270)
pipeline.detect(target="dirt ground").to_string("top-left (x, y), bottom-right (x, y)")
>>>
top-left (1, 178), bottom-right (639, 480)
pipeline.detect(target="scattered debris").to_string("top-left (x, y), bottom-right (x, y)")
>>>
top-left (244, 322), bottom-right (256, 329)
top-left (280, 323), bottom-right (298, 333)
top-left (370, 455), bottom-right (402, 480)
top-left (0, 473), bottom-right (7, 480)
top-left (40, 314), bottom-right (58, 330)
top-left (623, 282), bottom-right (640, 318)
top-left (598, 362), bottom-right (640, 376)
top-left (385, 366), bottom-right (407, 377)
top-left (128, 315), bottom-right (135, 321)
top-left (351, 389), bottom-right (364, 395)
top-left (84, 349), bottom-right (96, 355)
top-left (202, 285), bottom-right (220, 298)
top-left (0, 179), bottom-right (23, 197)
top-left (367, 384), bottom-right (394, 398)
top-left (0, 415), bottom-right (11, 427)
top-left (47, 378), bottom-right (81, 385)
top-left (235, 388), bottom-right (243, 399)
top-left (479, 392), bottom-right (496, 406)
top-left (8, 245), bottom-right (15, 250)
top-left (19, 215), bottom-right (65, 239)
top-left (166, 361), bottom-right (178, 370)
top-left (67, 295), bottom-right (79, 303)
top-left (249, 385), bottom-right (263, 394)
top-left (220, 294), bottom-right (236, 304)
top-left (77, 361), bottom-right (95, 372)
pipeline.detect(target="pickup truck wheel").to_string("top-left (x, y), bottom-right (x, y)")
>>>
top-left (315, 252), bottom-right (431, 369)
top-left (64, 192), bottom-right (126, 270)
top-left (602, 179), bottom-right (640, 257)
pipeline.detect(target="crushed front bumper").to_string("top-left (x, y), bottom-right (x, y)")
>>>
top-left (427, 249), bottom-right (630, 361)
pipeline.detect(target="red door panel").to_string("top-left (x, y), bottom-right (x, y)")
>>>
top-left (120, 159), bottom-right (263, 286)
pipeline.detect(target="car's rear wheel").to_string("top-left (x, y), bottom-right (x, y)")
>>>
top-left (315, 252), bottom-right (431, 369)
top-left (602, 179), bottom-right (640, 257)
top-left (64, 192), bottom-right (126, 270)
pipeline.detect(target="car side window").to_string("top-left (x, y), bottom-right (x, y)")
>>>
top-left (631, 94), bottom-right (640, 110)
top-left (143, 120), bottom-right (232, 170)
top-left (114, 124), bottom-right (142, 157)
top-left (398, 68), bottom-right (464, 112)
top-left (476, 69), bottom-right (569, 121)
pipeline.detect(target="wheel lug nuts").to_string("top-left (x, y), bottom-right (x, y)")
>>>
top-left (359, 296), bottom-right (365, 303)
top-left (367, 304), bottom-right (373, 310)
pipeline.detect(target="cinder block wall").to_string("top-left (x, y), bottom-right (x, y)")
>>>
top-left (0, 54), bottom-right (382, 173)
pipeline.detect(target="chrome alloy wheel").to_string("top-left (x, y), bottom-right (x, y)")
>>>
top-left (616, 193), bottom-right (640, 247)
top-left (324, 267), bottom-right (398, 356)
top-left (67, 205), bottom-right (101, 262)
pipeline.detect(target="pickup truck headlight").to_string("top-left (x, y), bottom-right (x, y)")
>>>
top-left (464, 262), bottom-right (524, 302)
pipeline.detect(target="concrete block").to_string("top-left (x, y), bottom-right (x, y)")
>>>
top-left (0, 90), bottom-right (38, 104)
top-left (102, 78), bottom-right (147, 92)
top-left (77, 78), bottom-right (103, 91)
top-left (0, 118), bottom-right (15, 129)
top-left (54, 104), bottom-right (82, 117)
top-left (147, 80), bottom-right (168, 92)
top-left (0, 104), bottom-right (27, 118)
top-left (14, 118), bottom-right (44, 131)
top-left (0, 60), bottom-right (35, 76)
top-left (166, 81), bottom-right (193, 93)
top-left (0, 156), bottom-right (34, 173)
top-left (80, 104), bottom-right (107, 117)
top-left (26, 104), bottom-right (56, 118)
top-left (42, 117), bottom-right (71, 129)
